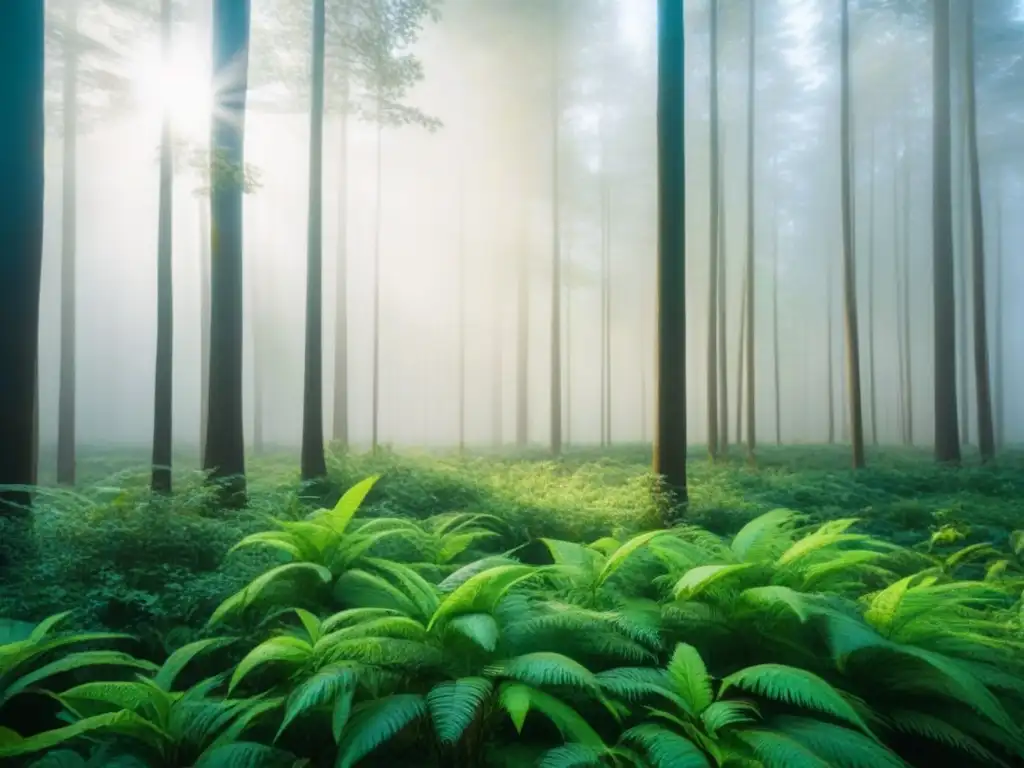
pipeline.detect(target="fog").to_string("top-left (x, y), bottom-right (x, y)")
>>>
top-left (37, 0), bottom-right (1024, 467)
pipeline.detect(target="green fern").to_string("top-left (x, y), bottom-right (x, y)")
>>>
top-left (335, 693), bottom-right (427, 768)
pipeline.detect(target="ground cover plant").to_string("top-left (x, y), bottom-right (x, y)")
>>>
top-left (1, 446), bottom-right (1023, 766)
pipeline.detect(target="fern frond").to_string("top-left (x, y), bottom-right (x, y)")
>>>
top-left (885, 709), bottom-right (1006, 765)
top-left (730, 509), bottom-right (802, 563)
top-left (597, 531), bottom-right (669, 588)
top-left (720, 664), bottom-right (872, 735)
top-left (497, 683), bottom-right (604, 747)
top-left (426, 676), bottom-right (493, 744)
top-left (154, 637), bottom-right (232, 692)
top-left (208, 563), bottom-right (333, 626)
top-left (673, 564), bottom-right (758, 601)
top-left (488, 652), bottom-right (598, 691)
top-left (447, 612), bottom-right (500, 652)
top-left (335, 693), bottom-right (427, 768)
top-left (700, 700), bottom-right (760, 736)
top-left (275, 662), bottom-right (357, 741)
top-left (620, 724), bottom-right (712, 768)
top-left (666, 643), bottom-right (713, 716)
top-left (731, 728), bottom-right (830, 768)
top-left (194, 741), bottom-right (295, 768)
top-left (772, 715), bottom-right (908, 767)
top-left (430, 564), bottom-right (539, 630)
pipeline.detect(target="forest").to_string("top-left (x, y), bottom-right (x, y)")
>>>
top-left (0, 0), bottom-right (1022, 766)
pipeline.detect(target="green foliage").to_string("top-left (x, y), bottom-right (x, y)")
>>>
top-left (6, 448), bottom-right (1024, 766)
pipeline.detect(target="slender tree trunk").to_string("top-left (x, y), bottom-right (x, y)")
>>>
top-left (993, 177), bottom-right (1003, 448)
top-left (565, 249), bottom-right (572, 446)
top-left (932, 0), bottom-right (961, 464)
top-left (956, 99), bottom-right (971, 447)
top-left (744, 0), bottom-right (756, 462)
top-left (706, 0), bottom-right (720, 459)
top-left (603, 186), bottom-right (613, 447)
top-left (771, 169), bottom-right (781, 446)
top-left (515, 212), bottom-right (528, 449)
top-left (653, 0), bottom-right (687, 504)
top-left (827, 251), bottom-right (836, 444)
top-left (549, 4), bottom-right (562, 457)
top-left (0, 2), bottom-right (45, 514)
top-left (867, 127), bottom-right (878, 446)
top-left (492, 241), bottom-right (503, 449)
top-left (599, 172), bottom-right (609, 447)
top-left (151, 0), bottom-right (175, 493)
top-left (300, 0), bottom-right (327, 480)
top-left (57, 0), bottom-right (80, 486)
top-left (457, 154), bottom-right (467, 455)
top-left (371, 117), bottom-right (383, 454)
top-left (963, 1), bottom-right (995, 462)
top-left (198, 197), bottom-right (211, 464)
top-left (640, 279), bottom-right (649, 445)
top-left (840, 0), bottom-right (866, 468)
top-left (251, 271), bottom-right (264, 454)
top-left (204, 0), bottom-right (251, 501)
top-left (735, 268), bottom-right (747, 446)
top-left (718, 172), bottom-right (729, 455)
top-left (332, 77), bottom-right (351, 449)
top-left (894, 128), bottom-right (908, 445)
top-left (901, 125), bottom-right (914, 446)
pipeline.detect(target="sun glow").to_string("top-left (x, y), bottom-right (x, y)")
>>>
top-left (130, 37), bottom-right (213, 143)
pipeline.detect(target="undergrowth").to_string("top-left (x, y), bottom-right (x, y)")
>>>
top-left (0, 447), bottom-right (1023, 766)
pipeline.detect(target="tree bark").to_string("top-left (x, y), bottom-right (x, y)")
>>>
top-left (840, 0), bottom-right (866, 468)
top-left (332, 75), bottom-right (351, 449)
top-left (204, 0), bottom-right (251, 502)
top-left (371, 118), bottom-right (383, 454)
top-left (515, 210), bottom-right (528, 449)
top-left (901, 121), bottom-right (914, 446)
top-left (867, 127), bottom-right (878, 446)
top-left (457, 150), bottom-right (467, 454)
top-left (717, 164), bottom-right (729, 455)
top-left (151, 0), bottom-right (175, 493)
top-left (198, 197), bottom-right (211, 464)
top-left (706, 0), bottom-right (720, 459)
top-left (931, 0), bottom-right (961, 464)
top-left (744, 0), bottom-right (756, 462)
top-left (963, 1), bottom-right (995, 462)
top-left (654, 0), bottom-right (687, 504)
top-left (549, 2), bottom-right (562, 457)
top-left (827, 247), bottom-right (836, 445)
top-left (0, 2), bottom-right (45, 514)
top-left (57, 0), bottom-right (80, 486)
top-left (993, 176), bottom-right (1003, 448)
top-left (300, 0), bottom-right (327, 480)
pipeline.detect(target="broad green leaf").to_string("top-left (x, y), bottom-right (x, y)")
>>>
top-left (229, 637), bottom-right (312, 693)
top-left (597, 530), bottom-right (668, 587)
top-left (0, 712), bottom-right (145, 758)
top-left (276, 663), bottom-right (357, 741)
top-left (335, 694), bottom-right (427, 768)
top-left (4, 651), bottom-right (157, 701)
top-left (154, 638), bottom-right (232, 692)
top-left (321, 476), bottom-right (381, 535)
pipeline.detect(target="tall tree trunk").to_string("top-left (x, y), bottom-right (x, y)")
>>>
top-left (599, 172), bottom-right (609, 447)
top-left (198, 197), bottom-right (211, 464)
top-left (598, 185), bottom-right (606, 444)
top-left (0, 1), bottom-right (45, 514)
top-left (827, 250), bottom-right (836, 444)
top-left (515, 212), bottom-right (528, 449)
top-left (867, 127), bottom-right (878, 446)
top-left (565, 249), bottom-right (572, 446)
top-left (744, 0), bottom-right (756, 462)
top-left (840, 0), bottom-right (866, 468)
top-left (371, 117), bottom-right (383, 453)
top-left (57, 0), bottom-right (80, 486)
top-left (152, 0), bottom-right (175, 493)
top-left (549, 3), bottom-right (562, 458)
top-left (654, 0), bottom-right (687, 504)
top-left (901, 124), bottom-right (914, 446)
top-left (251, 269), bottom-right (264, 454)
top-left (772, 168), bottom-right (781, 446)
top-left (963, 1), bottom-right (995, 462)
top-left (492, 240), bottom-right (503, 448)
top-left (204, 0), bottom-right (251, 502)
top-left (932, 0), bottom-right (960, 463)
top-left (893, 127), bottom-right (908, 445)
top-left (332, 76), bottom-right (351, 449)
top-left (706, 0), bottom-right (720, 459)
top-left (300, 0), bottom-right (327, 480)
top-left (717, 171), bottom-right (729, 455)
top-left (956, 96), bottom-right (971, 446)
top-left (993, 177), bottom-right (1003, 448)
top-left (457, 155), bottom-right (467, 454)
top-left (735, 267), bottom-right (747, 446)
